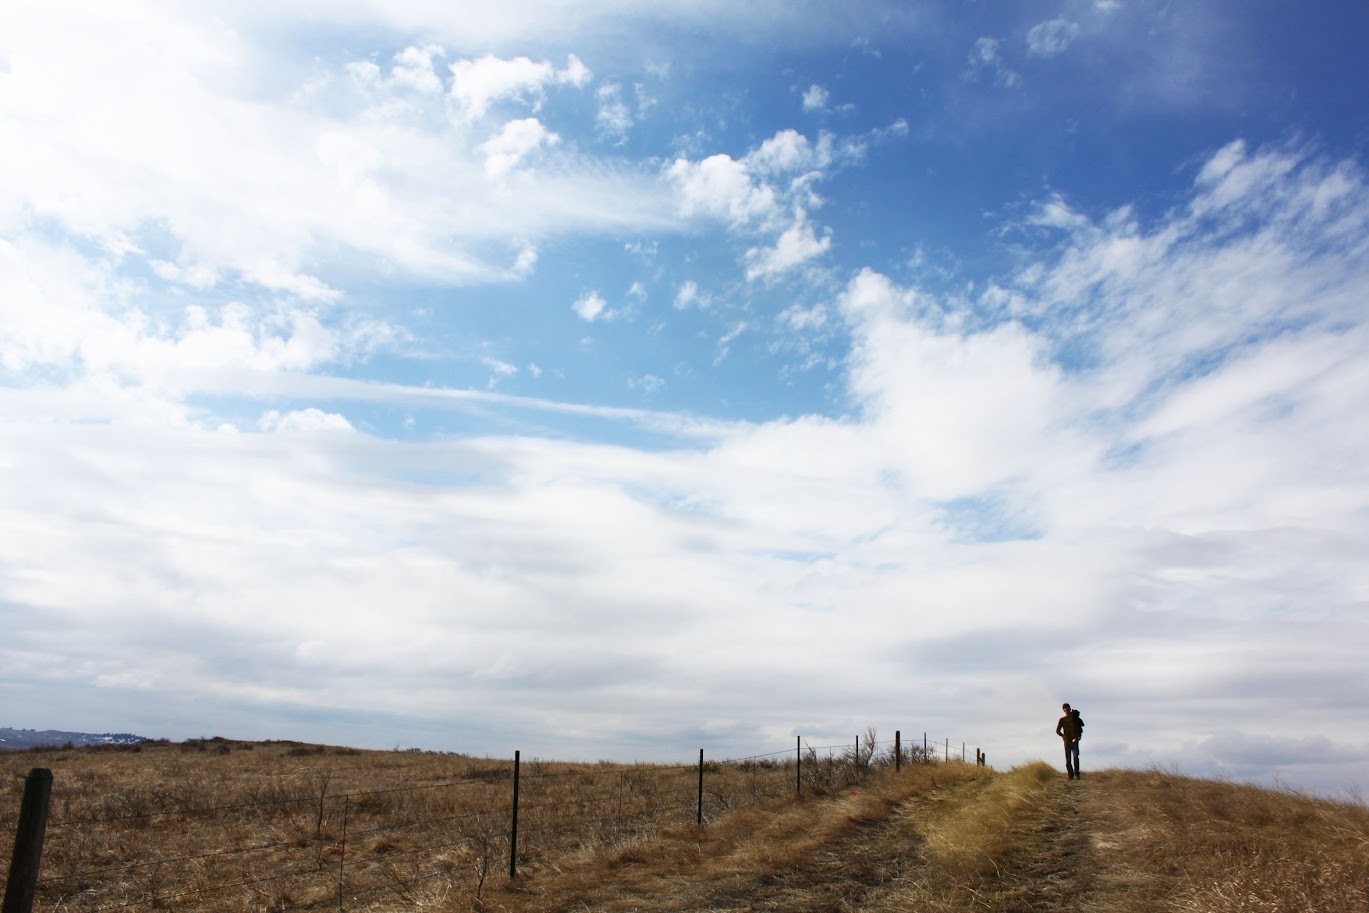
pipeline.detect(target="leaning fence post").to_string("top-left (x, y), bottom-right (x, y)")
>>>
top-left (508, 750), bottom-right (520, 879)
top-left (895, 731), bottom-right (901, 772)
top-left (3, 767), bottom-right (53, 913)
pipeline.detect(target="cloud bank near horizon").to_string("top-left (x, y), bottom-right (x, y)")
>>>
top-left (2, 1), bottom-right (1367, 795)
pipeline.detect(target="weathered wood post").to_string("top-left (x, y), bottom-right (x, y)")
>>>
top-left (795, 736), bottom-right (801, 798)
top-left (3, 767), bottom-right (53, 913)
top-left (895, 731), bottom-right (902, 772)
top-left (509, 751), bottom-right (520, 879)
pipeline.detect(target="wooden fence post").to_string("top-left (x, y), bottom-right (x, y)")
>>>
top-left (509, 751), bottom-right (520, 879)
top-left (795, 736), bottom-right (801, 798)
top-left (895, 731), bottom-right (901, 772)
top-left (3, 767), bottom-right (53, 913)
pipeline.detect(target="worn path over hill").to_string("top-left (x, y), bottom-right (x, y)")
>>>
top-left (500, 765), bottom-right (1108, 913)
top-left (495, 765), bottom-right (1369, 913)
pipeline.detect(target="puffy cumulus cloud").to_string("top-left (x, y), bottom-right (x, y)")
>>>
top-left (667, 128), bottom-right (857, 282)
top-left (801, 84), bottom-right (829, 111)
top-left (478, 117), bottom-right (560, 177)
top-left (666, 154), bottom-right (780, 227)
top-left (389, 44), bottom-right (447, 93)
top-left (572, 291), bottom-right (609, 321)
top-left (259, 408), bottom-right (354, 432)
top-left (745, 213), bottom-right (832, 281)
top-left (447, 53), bottom-right (591, 121)
top-left (745, 128), bottom-right (837, 177)
top-left (839, 269), bottom-right (1089, 504)
top-left (1026, 19), bottom-right (1080, 57)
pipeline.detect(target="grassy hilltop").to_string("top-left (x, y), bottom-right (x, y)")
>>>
top-left (2, 739), bottom-right (1366, 912)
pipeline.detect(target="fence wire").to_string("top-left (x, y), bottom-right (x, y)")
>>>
top-left (5, 733), bottom-right (977, 913)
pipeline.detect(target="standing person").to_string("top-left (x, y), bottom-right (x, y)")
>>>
top-left (1056, 702), bottom-right (1081, 779)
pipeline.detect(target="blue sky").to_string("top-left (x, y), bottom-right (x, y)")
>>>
top-left (3, 0), bottom-right (1368, 794)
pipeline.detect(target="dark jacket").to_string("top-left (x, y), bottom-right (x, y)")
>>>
top-left (1056, 713), bottom-right (1081, 741)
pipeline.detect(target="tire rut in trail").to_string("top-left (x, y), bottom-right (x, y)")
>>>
top-left (999, 776), bottom-right (1098, 913)
top-left (693, 797), bottom-right (927, 913)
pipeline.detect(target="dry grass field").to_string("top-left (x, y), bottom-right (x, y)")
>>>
top-left (4, 739), bottom-right (1368, 913)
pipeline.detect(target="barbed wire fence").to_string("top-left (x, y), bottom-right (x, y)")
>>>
top-left (2, 731), bottom-right (986, 913)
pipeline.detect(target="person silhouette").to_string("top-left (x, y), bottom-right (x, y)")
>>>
top-left (1055, 702), bottom-right (1082, 779)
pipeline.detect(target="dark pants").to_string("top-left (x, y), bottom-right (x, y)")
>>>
top-left (1064, 739), bottom-right (1080, 777)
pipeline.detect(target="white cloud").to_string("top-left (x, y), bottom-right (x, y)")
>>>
top-left (573, 291), bottom-right (609, 321)
top-left (479, 117), bottom-right (560, 177)
top-left (1027, 19), bottom-right (1080, 57)
top-left (802, 84), bottom-right (829, 112)
top-left (390, 44), bottom-right (446, 93)
top-left (447, 53), bottom-right (591, 121)
top-left (259, 408), bottom-right (354, 432)
top-left (745, 128), bottom-right (833, 177)
top-left (4, 4), bottom-right (1368, 794)
top-left (481, 355), bottom-right (519, 387)
top-left (595, 83), bottom-right (633, 141)
top-left (968, 36), bottom-right (1021, 88)
top-left (666, 153), bottom-right (780, 227)
top-left (666, 128), bottom-right (852, 284)
top-left (0, 10), bottom-right (675, 295)
top-left (745, 214), bottom-right (832, 280)
top-left (674, 280), bottom-right (708, 309)
top-left (629, 373), bottom-right (665, 395)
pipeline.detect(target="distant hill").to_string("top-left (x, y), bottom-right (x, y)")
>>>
top-left (0, 727), bottom-right (147, 750)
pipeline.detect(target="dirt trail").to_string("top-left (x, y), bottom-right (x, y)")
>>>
top-left (499, 770), bottom-right (1164, 913)
top-left (1001, 772), bottom-right (1184, 913)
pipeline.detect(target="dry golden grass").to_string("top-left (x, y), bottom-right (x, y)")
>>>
top-left (1081, 768), bottom-right (1369, 913)
top-left (0, 738), bottom-right (803, 913)
top-left (5, 741), bottom-right (1367, 913)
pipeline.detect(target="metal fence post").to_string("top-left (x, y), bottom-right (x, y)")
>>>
top-left (3, 767), bottom-right (53, 913)
top-left (509, 750), bottom-right (520, 879)
top-left (697, 749), bottom-right (704, 826)
top-left (336, 794), bottom-right (348, 913)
